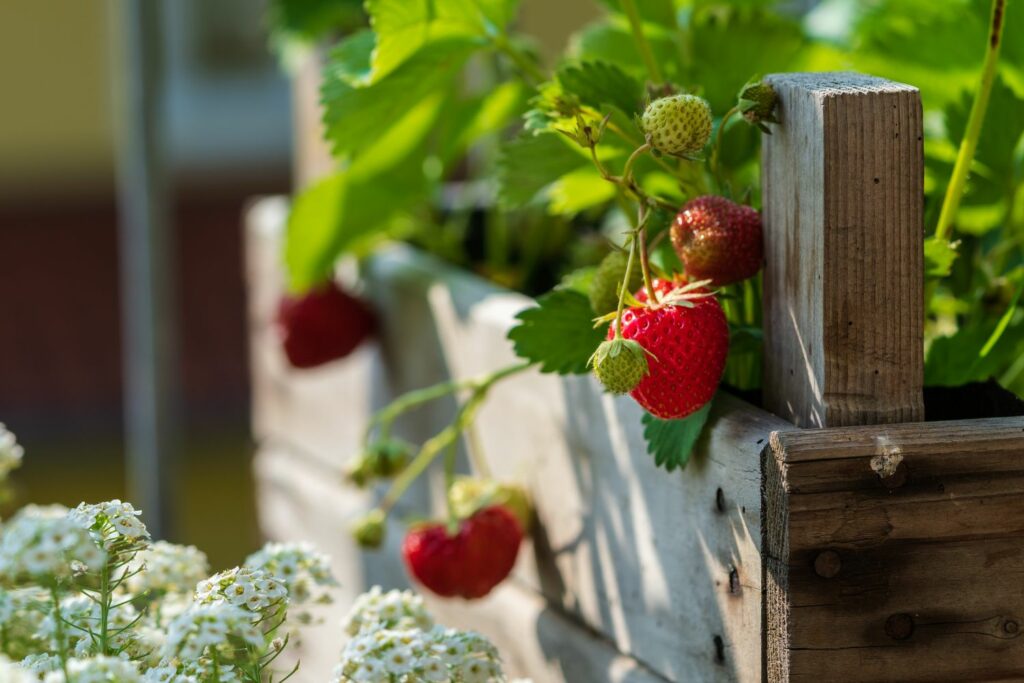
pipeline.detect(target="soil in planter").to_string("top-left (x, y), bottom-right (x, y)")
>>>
top-left (724, 379), bottom-right (1024, 422)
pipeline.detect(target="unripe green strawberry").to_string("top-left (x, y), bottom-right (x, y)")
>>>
top-left (449, 477), bottom-right (532, 531)
top-left (345, 438), bottom-right (413, 488)
top-left (641, 94), bottom-right (713, 156)
top-left (589, 250), bottom-right (644, 314)
top-left (738, 80), bottom-right (779, 133)
top-left (351, 509), bottom-right (386, 549)
top-left (589, 338), bottom-right (649, 394)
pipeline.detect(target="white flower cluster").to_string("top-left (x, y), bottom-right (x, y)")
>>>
top-left (42, 595), bottom-right (149, 660)
top-left (158, 603), bottom-right (265, 679)
top-left (194, 566), bottom-right (288, 621)
top-left (68, 500), bottom-right (150, 551)
top-left (342, 586), bottom-right (434, 637)
top-left (333, 625), bottom-right (507, 683)
top-left (0, 588), bottom-right (49, 658)
top-left (0, 655), bottom-right (34, 683)
top-left (335, 587), bottom-right (531, 683)
top-left (128, 541), bottom-right (210, 597)
top-left (0, 506), bottom-right (105, 582)
top-left (0, 423), bottom-right (24, 479)
top-left (43, 655), bottom-right (143, 683)
top-left (245, 541), bottom-right (337, 606)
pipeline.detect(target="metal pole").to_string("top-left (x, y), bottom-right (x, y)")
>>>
top-left (113, 0), bottom-right (177, 539)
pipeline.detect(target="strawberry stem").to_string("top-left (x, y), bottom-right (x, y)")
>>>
top-left (621, 143), bottom-right (652, 184)
top-left (620, 0), bottom-right (664, 84)
top-left (935, 0), bottom-right (1006, 243)
top-left (375, 361), bottom-right (532, 516)
top-left (637, 206), bottom-right (659, 305)
top-left (711, 105), bottom-right (739, 189)
top-left (614, 235), bottom-right (640, 337)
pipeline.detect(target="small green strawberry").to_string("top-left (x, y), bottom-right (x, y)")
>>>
top-left (641, 94), bottom-right (713, 156)
top-left (588, 250), bottom-right (644, 314)
top-left (449, 477), bottom-right (532, 531)
top-left (738, 80), bottom-right (779, 133)
top-left (351, 509), bottom-right (386, 549)
top-left (589, 338), bottom-right (649, 394)
top-left (345, 438), bottom-right (413, 487)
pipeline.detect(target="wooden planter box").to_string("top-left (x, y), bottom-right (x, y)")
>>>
top-left (245, 72), bottom-right (1024, 682)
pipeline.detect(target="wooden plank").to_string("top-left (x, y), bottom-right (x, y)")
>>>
top-left (761, 72), bottom-right (924, 428)
top-left (244, 203), bottom-right (792, 682)
top-left (763, 418), bottom-right (1024, 682)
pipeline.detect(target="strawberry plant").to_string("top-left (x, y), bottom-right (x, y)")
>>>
top-left (270, 0), bottom-right (1024, 598)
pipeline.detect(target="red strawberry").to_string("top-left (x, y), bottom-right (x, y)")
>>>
top-left (671, 196), bottom-right (763, 286)
top-left (276, 281), bottom-right (375, 369)
top-left (610, 286), bottom-right (728, 419)
top-left (401, 506), bottom-right (522, 599)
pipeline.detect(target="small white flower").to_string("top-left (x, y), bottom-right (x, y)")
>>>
top-left (0, 423), bottom-right (25, 480)
top-left (192, 566), bottom-right (287, 622)
top-left (0, 655), bottom-right (34, 682)
top-left (68, 500), bottom-right (151, 552)
top-left (43, 655), bottom-right (143, 683)
top-left (127, 541), bottom-right (210, 596)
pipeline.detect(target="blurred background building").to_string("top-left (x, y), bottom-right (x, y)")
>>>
top-left (0, 0), bottom-right (293, 565)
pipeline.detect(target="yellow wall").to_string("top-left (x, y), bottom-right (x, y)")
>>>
top-left (0, 1), bottom-right (115, 199)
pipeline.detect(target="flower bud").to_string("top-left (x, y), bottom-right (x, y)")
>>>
top-left (351, 509), bottom-right (386, 549)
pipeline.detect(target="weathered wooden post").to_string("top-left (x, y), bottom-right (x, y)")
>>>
top-left (761, 73), bottom-right (1024, 682)
top-left (761, 72), bottom-right (924, 428)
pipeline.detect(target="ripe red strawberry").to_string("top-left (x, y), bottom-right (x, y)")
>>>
top-left (402, 506), bottom-right (522, 599)
top-left (276, 281), bottom-right (375, 369)
top-left (671, 196), bottom-right (763, 286)
top-left (610, 285), bottom-right (728, 419)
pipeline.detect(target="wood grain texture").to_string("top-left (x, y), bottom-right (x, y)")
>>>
top-left (763, 416), bottom-right (1024, 682)
top-left (762, 72), bottom-right (924, 428)
top-left (244, 199), bottom-right (792, 682)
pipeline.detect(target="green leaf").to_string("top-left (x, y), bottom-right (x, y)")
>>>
top-left (321, 39), bottom-right (476, 159)
top-left (497, 133), bottom-right (590, 207)
top-left (641, 402), bottom-right (712, 472)
top-left (285, 163), bottom-right (428, 291)
top-left (980, 283), bottom-right (1024, 358)
top-left (507, 289), bottom-right (607, 374)
top-left (570, 17), bottom-right (681, 81)
top-left (924, 236), bottom-right (959, 277)
top-left (268, 0), bottom-right (364, 47)
top-left (547, 167), bottom-right (617, 215)
top-left (364, 0), bottom-right (513, 81)
top-left (688, 7), bottom-right (805, 113)
top-left (556, 60), bottom-right (644, 117)
top-left (324, 30), bottom-right (375, 85)
top-left (560, 267), bottom-right (597, 295)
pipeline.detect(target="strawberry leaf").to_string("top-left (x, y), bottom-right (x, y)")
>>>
top-left (556, 60), bottom-right (644, 118)
top-left (497, 133), bottom-right (590, 208)
top-left (508, 290), bottom-right (606, 374)
top-left (641, 402), bottom-right (712, 472)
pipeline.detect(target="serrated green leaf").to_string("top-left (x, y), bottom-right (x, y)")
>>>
top-left (556, 60), bottom-right (644, 117)
top-left (364, 0), bottom-right (513, 82)
top-left (507, 290), bottom-right (607, 374)
top-left (321, 39), bottom-right (476, 159)
top-left (497, 133), bottom-right (590, 207)
top-left (324, 29), bottom-right (375, 85)
top-left (641, 402), bottom-right (712, 472)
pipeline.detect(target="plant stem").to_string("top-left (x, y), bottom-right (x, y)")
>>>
top-left (637, 214), bottom-right (658, 304)
top-left (615, 235), bottom-right (639, 336)
top-left (50, 586), bottom-right (70, 682)
top-left (99, 561), bottom-right (110, 655)
top-left (935, 0), bottom-right (1006, 242)
top-left (363, 376), bottom-right (480, 444)
top-left (377, 362), bottom-right (532, 513)
top-left (621, 143), bottom-right (652, 184)
top-left (620, 0), bottom-right (664, 84)
top-left (711, 105), bottom-right (739, 187)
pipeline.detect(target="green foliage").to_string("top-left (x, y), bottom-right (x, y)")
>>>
top-left (641, 402), bottom-right (713, 472)
top-left (268, 0), bottom-right (364, 48)
top-left (507, 290), bottom-right (607, 374)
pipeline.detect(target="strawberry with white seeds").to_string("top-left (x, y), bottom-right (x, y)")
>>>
top-left (671, 195), bottom-right (764, 286)
top-left (641, 94), bottom-right (713, 157)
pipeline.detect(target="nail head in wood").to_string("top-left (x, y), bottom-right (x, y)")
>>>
top-left (814, 550), bottom-right (842, 579)
top-left (885, 613), bottom-right (915, 641)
